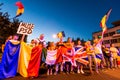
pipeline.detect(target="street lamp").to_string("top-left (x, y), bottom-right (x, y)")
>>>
top-left (52, 34), bottom-right (57, 39)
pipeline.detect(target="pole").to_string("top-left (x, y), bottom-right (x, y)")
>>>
top-left (21, 34), bottom-right (25, 42)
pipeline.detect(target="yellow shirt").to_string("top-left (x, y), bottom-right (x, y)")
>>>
top-left (110, 47), bottom-right (118, 59)
top-left (86, 46), bottom-right (94, 55)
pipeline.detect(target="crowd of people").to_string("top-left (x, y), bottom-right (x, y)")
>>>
top-left (28, 34), bottom-right (120, 76)
top-left (0, 33), bottom-right (120, 79)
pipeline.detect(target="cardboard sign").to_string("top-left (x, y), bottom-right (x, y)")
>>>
top-left (17, 22), bottom-right (34, 35)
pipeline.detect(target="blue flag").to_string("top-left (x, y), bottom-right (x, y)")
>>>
top-left (0, 41), bottom-right (20, 79)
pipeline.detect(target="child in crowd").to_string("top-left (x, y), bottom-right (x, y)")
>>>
top-left (46, 42), bottom-right (57, 75)
top-left (74, 40), bottom-right (85, 74)
top-left (63, 37), bottom-right (74, 74)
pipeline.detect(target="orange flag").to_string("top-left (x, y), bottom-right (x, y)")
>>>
top-left (15, 1), bottom-right (24, 17)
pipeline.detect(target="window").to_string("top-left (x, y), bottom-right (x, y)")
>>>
top-left (117, 29), bottom-right (120, 34)
top-left (103, 40), bottom-right (110, 44)
top-left (104, 33), bottom-right (109, 37)
top-left (109, 31), bottom-right (116, 36)
top-left (118, 38), bottom-right (120, 43)
top-left (111, 39), bottom-right (117, 43)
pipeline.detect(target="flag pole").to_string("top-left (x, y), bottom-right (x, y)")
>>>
top-left (21, 34), bottom-right (25, 42)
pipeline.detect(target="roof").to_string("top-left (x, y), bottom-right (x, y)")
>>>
top-left (112, 20), bottom-right (120, 26)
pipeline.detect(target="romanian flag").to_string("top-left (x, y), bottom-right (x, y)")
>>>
top-left (0, 41), bottom-right (42, 78)
top-left (15, 1), bottom-right (24, 17)
top-left (57, 31), bottom-right (65, 38)
top-left (100, 9), bottom-right (112, 33)
top-left (18, 42), bottom-right (42, 77)
top-left (17, 42), bottom-right (32, 77)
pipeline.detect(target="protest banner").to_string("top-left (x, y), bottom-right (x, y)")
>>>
top-left (17, 22), bottom-right (34, 41)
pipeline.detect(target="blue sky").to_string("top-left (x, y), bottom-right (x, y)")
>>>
top-left (1, 0), bottom-right (120, 42)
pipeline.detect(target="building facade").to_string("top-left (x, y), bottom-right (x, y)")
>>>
top-left (92, 20), bottom-right (120, 48)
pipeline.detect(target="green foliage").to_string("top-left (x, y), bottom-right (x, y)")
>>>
top-left (0, 3), bottom-right (27, 52)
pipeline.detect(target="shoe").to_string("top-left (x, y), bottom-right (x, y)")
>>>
top-left (29, 76), bottom-right (34, 79)
top-left (54, 72), bottom-right (57, 75)
top-left (47, 73), bottom-right (49, 76)
top-left (112, 68), bottom-right (115, 70)
top-left (50, 72), bottom-right (53, 75)
top-left (47, 71), bottom-right (49, 75)
top-left (77, 70), bottom-right (80, 74)
top-left (60, 71), bottom-right (63, 74)
top-left (90, 70), bottom-right (93, 74)
top-left (96, 71), bottom-right (99, 74)
top-left (66, 72), bottom-right (69, 74)
top-left (81, 70), bottom-right (84, 74)
top-left (60, 71), bottom-right (65, 74)
top-left (70, 71), bottom-right (75, 74)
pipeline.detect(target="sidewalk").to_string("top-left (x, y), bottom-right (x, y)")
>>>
top-left (4, 68), bottom-right (120, 80)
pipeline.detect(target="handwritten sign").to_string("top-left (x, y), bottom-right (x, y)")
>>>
top-left (17, 22), bottom-right (34, 35)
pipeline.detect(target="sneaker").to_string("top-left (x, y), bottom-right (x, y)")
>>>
top-left (90, 70), bottom-right (93, 74)
top-left (107, 68), bottom-right (110, 70)
top-left (47, 71), bottom-right (49, 75)
top-left (96, 71), bottom-right (99, 74)
top-left (70, 71), bottom-right (75, 74)
top-left (54, 72), bottom-right (57, 75)
top-left (66, 72), bottom-right (69, 74)
top-left (77, 70), bottom-right (80, 74)
top-left (112, 68), bottom-right (115, 70)
top-left (80, 70), bottom-right (84, 74)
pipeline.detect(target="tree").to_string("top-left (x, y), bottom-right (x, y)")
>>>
top-left (81, 38), bottom-right (85, 46)
top-left (0, 3), bottom-right (27, 52)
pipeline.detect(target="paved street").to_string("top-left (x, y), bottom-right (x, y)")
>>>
top-left (4, 68), bottom-right (120, 80)
top-left (1, 54), bottom-right (120, 80)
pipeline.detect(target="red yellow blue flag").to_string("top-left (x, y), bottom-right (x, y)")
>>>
top-left (100, 9), bottom-right (112, 33)
top-left (15, 1), bottom-right (24, 17)
top-left (57, 31), bottom-right (65, 38)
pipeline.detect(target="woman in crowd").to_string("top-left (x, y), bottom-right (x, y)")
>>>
top-left (85, 41), bottom-right (98, 74)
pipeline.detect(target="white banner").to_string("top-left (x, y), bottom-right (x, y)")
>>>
top-left (17, 22), bottom-right (34, 35)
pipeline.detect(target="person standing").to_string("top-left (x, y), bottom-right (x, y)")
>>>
top-left (63, 37), bottom-right (74, 74)
top-left (93, 38), bottom-right (106, 70)
top-left (35, 34), bottom-right (47, 66)
top-left (27, 42), bottom-right (43, 78)
top-left (35, 34), bottom-right (46, 46)
top-left (0, 34), bottom-right (20, 79)
top-left (45, 42), bottom-right (57, 75)
top-left (1, 35), bottom-right (13, 53)
top-left (74, 40), bottom-right (85, 74)
top-left (102, 44), bottom-right (112, 69)
top-left (85, 41), bottom-right (98, 74)
top-left (110, 43), bottom-right (119, 69)
top-left (55, 37), bottom-right (64, 74)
